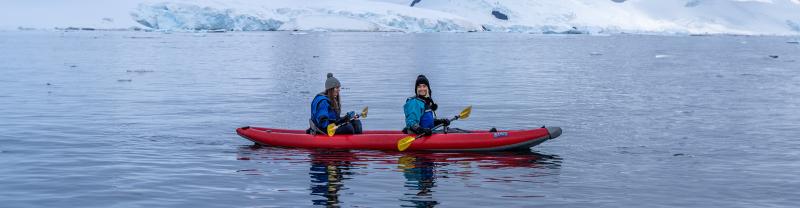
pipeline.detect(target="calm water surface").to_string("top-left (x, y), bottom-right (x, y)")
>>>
top-left (0, 31), bottom-right (799, 207)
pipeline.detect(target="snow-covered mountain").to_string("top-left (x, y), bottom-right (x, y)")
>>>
top-left (2, 0), bottom-right (799, 35)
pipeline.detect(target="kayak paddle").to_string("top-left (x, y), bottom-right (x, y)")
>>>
top-left (397, 105), bottom-right (471, 151)
top-left (327, 106), bottom-right (368, 137)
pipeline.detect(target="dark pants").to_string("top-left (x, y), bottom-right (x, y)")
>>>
top-left (335, 120), bottom-right (362, 134)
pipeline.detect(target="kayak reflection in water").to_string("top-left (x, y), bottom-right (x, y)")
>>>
top-left (308, 73), bottom-right (363, 135)
top-left (309, 150), bottom-right (354, 207)
top-left (398, 155), bottom-right (439, 207)
top-left (403, 75), bottom-right (462, 135)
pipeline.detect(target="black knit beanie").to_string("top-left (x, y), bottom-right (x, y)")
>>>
top-left (415, 74), bottom-right (431, 96)
top-left (415, 74), bottom-right (437, 111)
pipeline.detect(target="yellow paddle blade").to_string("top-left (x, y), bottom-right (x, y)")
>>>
top-left (397, 136), bottom-right (416, 151)
top-left (326, 124), bottom-right (337, 137)
top-left (459, 105), bottom-right (472, 120)
top-left (361, 106), bottom-right (368, 118)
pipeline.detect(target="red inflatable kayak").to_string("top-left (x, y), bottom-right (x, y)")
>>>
top-left (236, 126), bottom-right (562, 151)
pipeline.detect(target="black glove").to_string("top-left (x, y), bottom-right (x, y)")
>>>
top-left (435, 118), bottom-right (450, 127)
top-left (411, 124), bottom-right (432, 136)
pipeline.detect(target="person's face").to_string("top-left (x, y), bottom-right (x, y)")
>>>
top-left (416, 84), bottom-right (428, 97)
top-left (333, 86), bottom-right (340, 97)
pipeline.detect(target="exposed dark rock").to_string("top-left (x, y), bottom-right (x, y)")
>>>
top-left (492, 11), bottom-right (508, 20)
top-left (410, 0), bottom-right (422, 7)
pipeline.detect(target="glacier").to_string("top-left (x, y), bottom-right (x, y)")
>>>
top-left (1, 0), bottom-right (799, 35)
top-left (130, 0), bottom-right (481, 32)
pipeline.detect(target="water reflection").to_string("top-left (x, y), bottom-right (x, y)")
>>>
top-left (308, 150), bottom-right (356, 207)
top-left (394, 151), bottom-right (561, 207)
top-left (236, 146), bottom-right (561, 207)
top-left (398, 155), bottom-right (438, 207)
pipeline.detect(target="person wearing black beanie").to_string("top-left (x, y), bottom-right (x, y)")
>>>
top-left (403, 75), bottom-right (451, 135)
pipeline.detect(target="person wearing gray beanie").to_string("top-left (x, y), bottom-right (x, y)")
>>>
top-left (324, 72), bottom-right (341, 91)
top-left (309, 73), bottom-right (362, 135)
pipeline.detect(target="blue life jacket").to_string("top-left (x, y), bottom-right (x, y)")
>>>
top-left (311, 94), bottom-right (340, 129)
top-left (404, 97), bottom-right (435, 129)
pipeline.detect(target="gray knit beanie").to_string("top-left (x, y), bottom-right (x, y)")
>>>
top-left (325, 73), bottom-right (341, 90)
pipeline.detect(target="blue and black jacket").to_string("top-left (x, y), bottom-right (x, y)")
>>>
top-left (404, 96), bottom-right (435, 130)
top-left (311, 93), bottom-right (340, 131)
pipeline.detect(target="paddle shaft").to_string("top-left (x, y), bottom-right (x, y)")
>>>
top-left (331, 114), bottom-right (362, 129)
top-left (327, 111), bottom-right (367, 136)
top-left (410, 115), bottom-right (459, 139)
